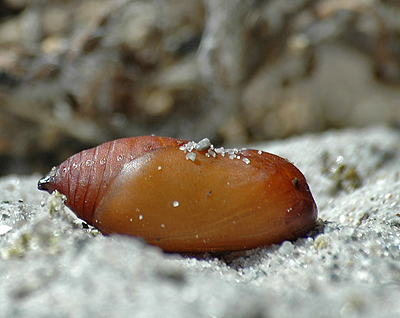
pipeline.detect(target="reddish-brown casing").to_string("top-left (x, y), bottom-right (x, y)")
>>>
top-left (38, 136), bottom-right (317, 252)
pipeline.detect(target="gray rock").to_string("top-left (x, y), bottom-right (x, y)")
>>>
top-left (1, 126), bottom-right (400, 317)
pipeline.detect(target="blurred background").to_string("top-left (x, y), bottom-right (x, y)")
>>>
top-left (0, 0), bottom-right (399, 176)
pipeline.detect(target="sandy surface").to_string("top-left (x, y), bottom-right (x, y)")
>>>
top-left (1, 126), bottom-right (400, 318)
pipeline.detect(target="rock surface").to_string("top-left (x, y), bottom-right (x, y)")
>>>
top-left (1, 126), bottom-right (400, 317)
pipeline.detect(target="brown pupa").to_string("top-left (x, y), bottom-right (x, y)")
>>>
top-left (38, 136), bottom-right (317, 252)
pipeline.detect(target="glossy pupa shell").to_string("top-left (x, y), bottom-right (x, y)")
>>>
top-left (38, 136), bottom-right (317, 252)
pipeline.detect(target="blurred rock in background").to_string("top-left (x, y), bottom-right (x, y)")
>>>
top-left (0, 0), bottom-right (399, 175)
